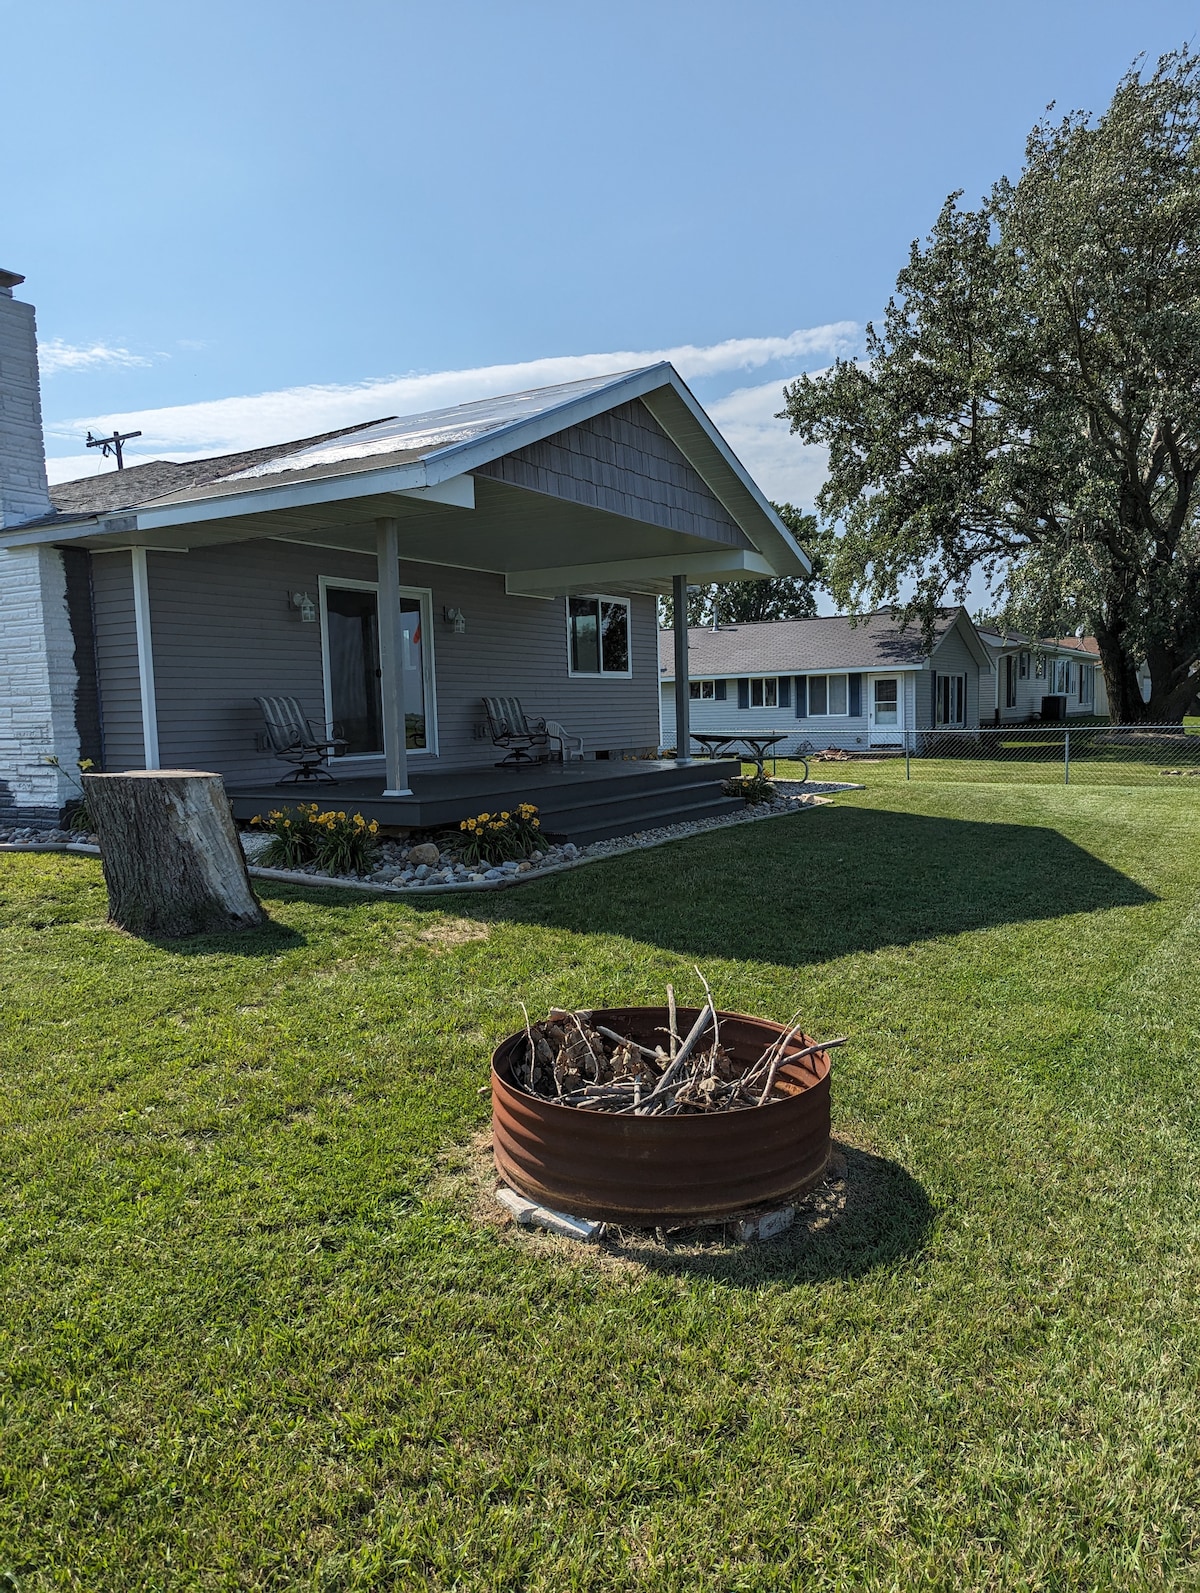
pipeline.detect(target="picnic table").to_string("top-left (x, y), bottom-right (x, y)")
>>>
top-left (690, 732), bottom-right (792, 776)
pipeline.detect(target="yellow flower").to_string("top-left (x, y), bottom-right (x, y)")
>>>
top-left (501, 811), bottom-right (510, 821)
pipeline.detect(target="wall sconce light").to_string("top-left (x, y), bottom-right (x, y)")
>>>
top-left (291, 591), bottom-right (317, 623)
top-left (443, 605), bottom-right (467, 634)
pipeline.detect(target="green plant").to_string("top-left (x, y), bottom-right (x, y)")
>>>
top-left (250, 803), bottom-right (380, 874)
top-left (723, 772), bottom-right (776, 805)
top-left (43, 754), bottom-right (95, 832)
top-left (456, 802), bottom-right (542, 866)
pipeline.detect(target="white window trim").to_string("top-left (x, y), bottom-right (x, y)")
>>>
top-left (318, 575), bottom-right (438, 759)
top-left (689, 679), bottom-right (717, 701)
top-left (750, 676), bottom-right (780, 708)
top-left (565, 593), bottom-right (634, 679)
top-left (806, 672), bottom-right (850, 717)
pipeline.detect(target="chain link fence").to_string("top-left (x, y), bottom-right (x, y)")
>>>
top-left (896, 725), bottom-right (1200, 786)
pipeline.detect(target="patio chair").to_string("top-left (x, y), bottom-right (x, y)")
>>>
top-left (544, 718), bottom-right (585, 761)
top-left (483, 696), bottom-right (554, 765)
top-left (255, 695), bottom-right (347, 784)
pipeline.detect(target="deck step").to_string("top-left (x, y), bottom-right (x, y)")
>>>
top-left (551, 793), bottom-right (747, 845)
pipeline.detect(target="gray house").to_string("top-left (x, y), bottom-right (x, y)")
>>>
top-left (0, 268), bottom-right (808, 837)
top-left (659, 608), bottom-right (992, 753)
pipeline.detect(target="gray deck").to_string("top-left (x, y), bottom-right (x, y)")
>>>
top-left (228, 757), bottom-right (744, 844)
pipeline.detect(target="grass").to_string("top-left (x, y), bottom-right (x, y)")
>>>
top-left (2, 780), bottom-right (1200, 1589)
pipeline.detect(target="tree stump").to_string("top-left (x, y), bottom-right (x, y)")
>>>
top-left (82, 770), bottom-right (266, 937)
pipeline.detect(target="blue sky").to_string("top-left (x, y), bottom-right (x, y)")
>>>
top-left (5, 0), bottom-right (1197, 518)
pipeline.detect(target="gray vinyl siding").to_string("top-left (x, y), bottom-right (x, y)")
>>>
top-left (918, 622), bottom-right (983, 730)
top-left (90, 549), bottom-right (145, 768)
top-left (475, 399), bottom-right (751, 549)
top-left (93, 538), bottom-right (659, 784)
top-left (987, 645), bottom-right (1099, 722)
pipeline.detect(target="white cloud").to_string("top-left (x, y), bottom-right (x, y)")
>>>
top-left (707, 374), bottom-right (830, 511)
top-left (44, 324), bottom-right (859, 462)
top-left (39, 339), bottom-right (153, 377)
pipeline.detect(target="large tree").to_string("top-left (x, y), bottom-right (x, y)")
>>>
top-left (658, 503), bottom-right (819, 628)
top-left (783, 49), bottom-right (1200, 721)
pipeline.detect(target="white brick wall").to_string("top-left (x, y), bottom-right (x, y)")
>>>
top-left (0, 279), bottom-right (79, 821)
top-left (0, 546), bottom-right (81, 820)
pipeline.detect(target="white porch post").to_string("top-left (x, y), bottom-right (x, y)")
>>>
top-left (673, 573), bottom-right (691, 763)
top-left (376, 517), bottom-right (411, 796)
top-left (130, 547), bottom-right (160, 769)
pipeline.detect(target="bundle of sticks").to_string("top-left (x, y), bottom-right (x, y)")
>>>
top-left (514, 982), bottom-right (846, 1117)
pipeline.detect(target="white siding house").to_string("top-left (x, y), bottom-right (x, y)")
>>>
top-left (659, 608), bottom-right (993, 753)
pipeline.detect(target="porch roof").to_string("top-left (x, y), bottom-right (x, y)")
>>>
top-left (3, 364), bottom-right (809, 596)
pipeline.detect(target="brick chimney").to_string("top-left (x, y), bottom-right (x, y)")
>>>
top-left (0, 268), bottom-right (52, 528)
top-left (0, 269), bottom-right (82, 822)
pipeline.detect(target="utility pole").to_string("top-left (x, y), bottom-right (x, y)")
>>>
top-left (86, 428), bottom-right (142, 470)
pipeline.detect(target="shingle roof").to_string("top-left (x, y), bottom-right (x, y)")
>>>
top-left (659, 609), bottom-right (968, 677)
top-left (45, 419), bottom-right (395, 519)
top-left (976, 628), bottom-right (1095, 657)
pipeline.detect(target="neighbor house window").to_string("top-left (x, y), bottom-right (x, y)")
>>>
top-left (1053, 658), bottom-right (1073, 694)
top-left (807, 673), bottom-right (849, 716)
top-left (1034, 655), bottom-right (1046, 679)
top-left (749, 677), bottom-right (780, 707)
top-left (1018, 650), bottom-right (1030, 678)
top-left (689, 680), bottom-right (716, 700)
top-left (1080, 665), bottom-right (1094, 706)
top-left (936, 674), bottom-right (966, 726)
top-left (568, 596), bottom-right (631, 676)
top-left (1005, 655), bottom-right (1018, 709)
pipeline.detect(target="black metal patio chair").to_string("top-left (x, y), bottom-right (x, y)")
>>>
top-left (483, 696), bottom-right (554, 765)
top-left (255, 695), bottom-right (347, 784)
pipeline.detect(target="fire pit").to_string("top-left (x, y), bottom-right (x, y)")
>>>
top-left (492, 1005), bottom-right (832, 1225)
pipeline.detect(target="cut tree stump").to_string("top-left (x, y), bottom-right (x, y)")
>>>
top-left (82, 770), bottom-right (266, 937)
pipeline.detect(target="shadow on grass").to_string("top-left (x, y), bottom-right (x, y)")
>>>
top-left (602, 1145), bottom-right (933, 1286)
top-left (489, 805), bottom-right (1157, 966)
top-left (144, 915), bottom-right (306, 957)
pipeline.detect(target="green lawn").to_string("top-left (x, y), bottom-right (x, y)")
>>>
top-left (3, 781), bottom-right (1200, 1589)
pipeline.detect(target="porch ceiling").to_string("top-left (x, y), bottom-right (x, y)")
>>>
top-left (27, 476), bottom-right (778, 596)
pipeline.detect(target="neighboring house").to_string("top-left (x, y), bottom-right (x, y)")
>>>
top-left (0, 267), bottom-right (809, 828)
top-left (659, 608), bottom-right (993, 753)
top-left (976, 629), bottom-right (1110, 721)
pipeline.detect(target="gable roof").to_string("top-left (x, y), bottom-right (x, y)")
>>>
top-left (14, 364), bottom-right (807, 580)
top-left (660, 608), bottom-right (984, 678)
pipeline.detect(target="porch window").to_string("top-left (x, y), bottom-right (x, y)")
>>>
top-left (935, 673), bottom-right (966, 726)
top-left (568, 596), bottom-right (631, 676)
top-left (806, 673), bottom-right (849, 716)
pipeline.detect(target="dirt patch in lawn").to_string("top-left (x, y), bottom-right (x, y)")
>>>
top-left (417, 917), bottom-right (491, 949)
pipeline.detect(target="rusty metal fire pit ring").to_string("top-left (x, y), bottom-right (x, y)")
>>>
top-left (492, 1006), bottom-right (832, 1225)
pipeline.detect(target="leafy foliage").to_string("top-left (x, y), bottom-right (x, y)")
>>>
top-left (456, 803), bottom-right (542, 866)
top-left (250, 804), bottom-right (380, 874)
top-left (784, 49), bottom-right (1200, 721)
top-left (659, 503), bottom-right (820, 628)
top-left (723, 772), bottom-right (777, 805)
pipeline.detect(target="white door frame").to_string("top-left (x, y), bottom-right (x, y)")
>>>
top-left (867, 673), bottom-right (905, 745)
top-left (318, 575), bottom-right (439, 759)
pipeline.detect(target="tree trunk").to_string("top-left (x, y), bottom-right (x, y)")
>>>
top-left (82, 770), bottom-right (265, 937)
top-left (1094, 624), bottom-right (1150, 724)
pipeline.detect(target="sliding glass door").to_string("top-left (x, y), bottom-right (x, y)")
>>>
top-left (321, 581), bottom-right (434, 756)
